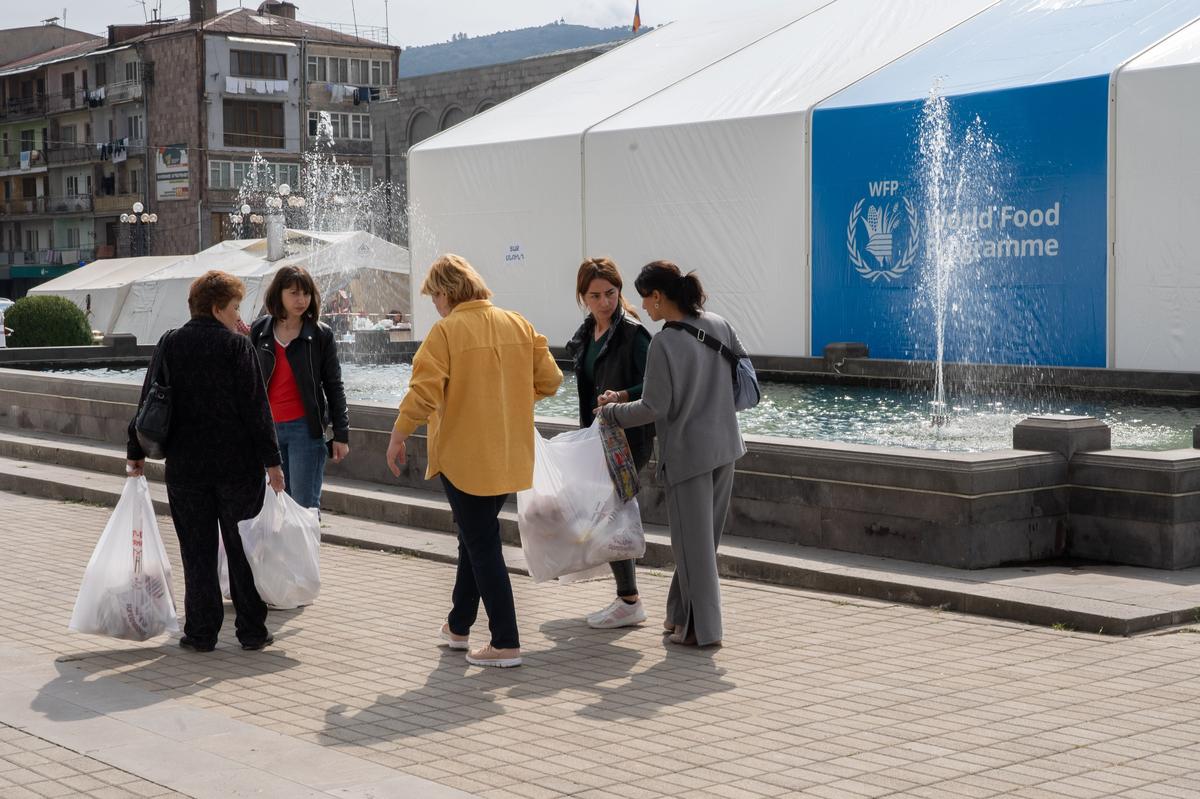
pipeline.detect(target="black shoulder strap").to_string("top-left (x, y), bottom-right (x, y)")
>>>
top-left (663, 321), bottom-right (738, 368)
top-left (155, 329), bottom-right (175, 385)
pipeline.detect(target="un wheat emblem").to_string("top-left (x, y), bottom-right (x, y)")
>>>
top-left (847, 196), bottom-right (920, 281)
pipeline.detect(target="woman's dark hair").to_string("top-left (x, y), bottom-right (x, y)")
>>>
top-left (633, 260), bottom-right (706, 317)
top-left (188, 270), bottom-right (245, 319)
top-left (263, 265), bottom-right (321, 322)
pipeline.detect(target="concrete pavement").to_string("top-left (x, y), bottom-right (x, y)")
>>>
top-left (3, 490), bottom-right (1200, 797)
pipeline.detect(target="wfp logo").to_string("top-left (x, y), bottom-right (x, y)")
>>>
top-left (846, 180), bottom-right (919, 282)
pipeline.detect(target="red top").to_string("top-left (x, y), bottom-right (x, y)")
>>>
top-left (267, 338), bottom-right (306, 423)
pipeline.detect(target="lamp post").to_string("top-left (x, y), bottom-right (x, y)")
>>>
top-left (119, 201), bottom-right (158, 257)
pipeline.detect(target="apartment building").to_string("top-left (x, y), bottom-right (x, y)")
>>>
top-left (0, 1), bottom-right (397, 297)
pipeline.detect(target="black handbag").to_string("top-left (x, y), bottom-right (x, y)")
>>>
top-left (663, 321), bottom-right (761, 411)
top-left (134, 330), bottom-right (175, 459)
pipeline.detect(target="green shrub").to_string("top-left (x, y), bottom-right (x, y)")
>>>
top-left (5, 295), bottom-right (93, 347)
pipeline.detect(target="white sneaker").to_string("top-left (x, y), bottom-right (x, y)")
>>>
top-left (587, 598), bottom-right (647, 629)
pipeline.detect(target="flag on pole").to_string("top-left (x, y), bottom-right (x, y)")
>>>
top-left (632, 1), bottom-right (642, 33)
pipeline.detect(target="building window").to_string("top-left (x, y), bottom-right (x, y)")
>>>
top-left (127, 115), bottom-right (144, 142)
top-left (351, 113), bottom-right (370, 140)
top-left (351, 166), bottom-right (372, 189)
top-left (370, 60), bottom-right (391, 86)
top-left (95, 62), bottom-right (107, 87)
top-left (1, 132), bottom-right (8, 156)
top-left (328, 57), bottom-right (348, 83)
top-left (61, 125), bottom-right (77, 144)
top-left (231, 50), bottom-right (287, 79)
top-left (66, 175), bottom-right (79, 195)
top-left (350, 59), bottom-right (369, 84)
top-left (306, 55), bottom-right (326, 82)
top-left (124, 61), bottom-right (142, 83)
top-left (130, 168), bottom-right (140, 194)
top-left (209, 159), bottom-right (299, 189)
top-left (223, 100), bottom-right (285, 148)
top-left (308, 111), bottom-right (370, 141)
top-left (20, 130), bottom-right (34, 152)
top-left (66, 227), bottom-right (80, 248)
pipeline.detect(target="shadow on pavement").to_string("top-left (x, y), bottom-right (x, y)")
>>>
top-left (318, 617), bottom-right (734, 745)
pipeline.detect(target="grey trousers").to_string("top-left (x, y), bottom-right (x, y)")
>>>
top-left (664, 461), bottom-right (735, 646)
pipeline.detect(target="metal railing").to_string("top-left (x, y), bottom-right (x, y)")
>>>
top-left (93, 193), bottom-right (141, 214)
top-left (107, 80), bottom-right (144, 104)
top-left (0, 150), bottom-right (47, 171)
top-left (0, 194), bottom-right (93, 216)
top-left (46, 89), bottom-right (87, 114)
top-left (0, 94), bottom-right (48, 120)
top-left (0, 198), bottom-right (46, 215)
top-left (47, 144), bottom-right (94, 165)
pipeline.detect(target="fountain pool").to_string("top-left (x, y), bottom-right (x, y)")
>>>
top-left (47, 364), bottom-right (1197, 452)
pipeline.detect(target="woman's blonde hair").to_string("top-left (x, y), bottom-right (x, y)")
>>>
top-left (420, 253), bottom-right (493, 306)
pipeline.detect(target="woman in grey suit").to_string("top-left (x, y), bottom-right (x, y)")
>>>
top-left (597, 261), bottom-right (746, 647)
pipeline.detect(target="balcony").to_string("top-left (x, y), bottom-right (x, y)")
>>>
top-left (0, 197), bottom-right (45, 214)
top-left (0, 249), bottom-right (93, 266)
top-left (47, 144), bottom-right (95, 166)
top-left (0, 150), bottom-right (47, 174)
top-left (107, 80), bottom-right (143, 104)
top-left (0, 194), bottom-right (92, 216)
top-left (93, 193), bottom-right (141, 214)
top-left (327, 139), bottom-right (373, 157)
top-left (47, 194), bottom-right (93, 214)
top-left (46, 89), bottom-right (87, 114)
top-left (0, 94), bottom-right (48, 121)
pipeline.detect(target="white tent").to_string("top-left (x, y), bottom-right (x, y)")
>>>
top-left (28, 256), bottom-right (183, 335)
top-left (35, 230), bottom-right (410, 344)
top-left (1113, 19), bottom-right (1200, 370)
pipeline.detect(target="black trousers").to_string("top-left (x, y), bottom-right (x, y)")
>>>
top-left (166, 477), bottom-right (269, 647)
top-left (441, 475), bottom-right (519, 649)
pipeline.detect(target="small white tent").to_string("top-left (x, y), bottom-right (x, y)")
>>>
top-left (28, 256), bottom-right (183, 334)
top-left (34, 230), bottom-right (410, 344)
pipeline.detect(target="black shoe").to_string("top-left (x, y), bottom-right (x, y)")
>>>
top-left (179, 636), bottom-right (216, 653)
top-left (240, 635), bottom-right (274, 651)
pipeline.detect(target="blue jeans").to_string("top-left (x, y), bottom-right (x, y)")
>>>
top-left (275, 418), bottom-right (327, 509)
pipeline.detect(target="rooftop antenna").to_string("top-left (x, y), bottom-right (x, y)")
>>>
top-left (383, 0), bottom-right (389, 44)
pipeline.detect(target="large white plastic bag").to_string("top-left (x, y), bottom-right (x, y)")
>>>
top-left (517, 423), bottom-right (646, 583)
top-left (69, 477), bottom-right (179, 641)
top-left (237, 484), bottom-right (321, 609)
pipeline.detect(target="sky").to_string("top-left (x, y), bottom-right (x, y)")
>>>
top-left (14, 0), bottom-right (790, 48)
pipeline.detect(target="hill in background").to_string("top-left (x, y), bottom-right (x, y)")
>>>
top-left (399, 22), bottom-right (646, 78)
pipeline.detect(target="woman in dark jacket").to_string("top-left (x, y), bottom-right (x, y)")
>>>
top-left (249, 265), bottom-right (350, 510)
top-left (126, 270), bottom-right (284, 653)
top-left (564, 257), bottom-right (654, 629)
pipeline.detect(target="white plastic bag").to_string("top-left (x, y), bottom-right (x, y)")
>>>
top-left (217, 537), bottom-right (231, 601)
top-left (517, 422), bottom-right (646, 583)
top-left (237, 484), bottom-right (321, 609)
top-left (69, 476), bottom-right (180, 641)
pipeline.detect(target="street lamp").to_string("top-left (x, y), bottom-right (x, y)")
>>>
top-left (123, 202), bottom-right (157, 256)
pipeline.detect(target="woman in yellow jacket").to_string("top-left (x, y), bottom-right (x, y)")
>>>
top-left (386, 254), bottom-right (562, 667)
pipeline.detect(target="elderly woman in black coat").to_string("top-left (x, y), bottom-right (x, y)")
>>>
top-left (127, 270), bottom-right (284, 653)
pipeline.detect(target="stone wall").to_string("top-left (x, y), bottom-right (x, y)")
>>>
top-left (143, 33), bottom-right (204, 256)
top-left (6, 366), bottom-right (1200, 569)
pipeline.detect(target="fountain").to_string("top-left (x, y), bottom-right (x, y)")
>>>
top-left (914, 80), bottom-right (1004, 427)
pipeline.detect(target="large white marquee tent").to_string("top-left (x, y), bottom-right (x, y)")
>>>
top-left (409, 0), bottom-right (1200, 370)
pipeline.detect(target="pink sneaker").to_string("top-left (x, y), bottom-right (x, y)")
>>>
top-left (466, 644), bottom-right (522, 668)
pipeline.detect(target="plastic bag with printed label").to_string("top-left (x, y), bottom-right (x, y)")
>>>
top-left (517, 421), bottom-right (646, 583)
top-left (237, 483), bottom-right (321, 609)
top-left (69, 477), bottom-right (180, 641)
